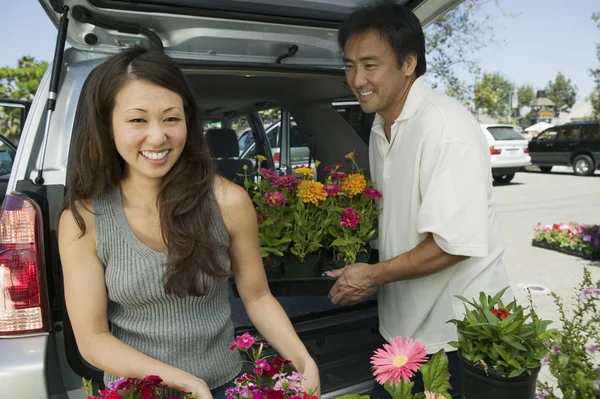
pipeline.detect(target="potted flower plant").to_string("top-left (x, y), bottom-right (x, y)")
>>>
top-left (447, 288), bottom-right (555, 399)
top-left (334, 336), bottom-right (452, 399)
top-left (83, 375), bottom-right (197, 399)
top-left (324, 152), bottom-right (381, 267)
top-left (536, 267), bottom-right (600, 399)
top-left (227, 333), bottom-right (318, 399)
top-left (283, 164), bottom-right (331, 278)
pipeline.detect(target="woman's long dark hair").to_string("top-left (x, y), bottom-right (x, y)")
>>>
top-left (63, 46), bottom-right (228, 297)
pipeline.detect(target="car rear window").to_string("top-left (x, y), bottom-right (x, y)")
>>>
top-left (486, 126), bottom-right (525, 141)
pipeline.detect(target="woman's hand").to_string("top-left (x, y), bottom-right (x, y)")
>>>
top-left (298, 358), bottom-right (321, 398)
top-left (183, 378), bottom-right (213, 399)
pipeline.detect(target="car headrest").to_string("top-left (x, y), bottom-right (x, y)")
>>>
top-left (204, 129), bottom-right (239, 158)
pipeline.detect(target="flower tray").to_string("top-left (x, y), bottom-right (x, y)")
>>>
top-left (531, 239), bottom-right (600, 261)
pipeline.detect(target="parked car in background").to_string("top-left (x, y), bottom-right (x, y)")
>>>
top-left (528, 121), bottom-right (600, 176)
top-left (480, 124), bottom-right (531, 184)
top-left (0, 99), bottom-right (28, 204)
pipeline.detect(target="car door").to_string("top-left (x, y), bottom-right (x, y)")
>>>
top-left (554, 125), bottom-right (580, 165)
top-left (579, 123), bottom-right (600, 165)
top-left (39, 0), bottom-right (462, 67)
top-left (529, 128), bottom-right (559, 165)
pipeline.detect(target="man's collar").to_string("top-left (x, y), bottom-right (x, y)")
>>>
top-left (372, 75), bottom-right (427, 131)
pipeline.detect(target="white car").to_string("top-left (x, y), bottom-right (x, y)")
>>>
top-left (481, 124), bottom-right (531, 184)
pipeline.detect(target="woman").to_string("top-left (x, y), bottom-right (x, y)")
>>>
top-left (58, 47), bottom-right (319, 399)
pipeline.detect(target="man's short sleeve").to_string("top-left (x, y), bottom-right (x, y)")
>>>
top-left (416, 142), bottom-right (490, 257)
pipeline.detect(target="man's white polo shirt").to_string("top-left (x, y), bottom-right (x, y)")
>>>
top-left (368, 76), bottom-right (512, 354)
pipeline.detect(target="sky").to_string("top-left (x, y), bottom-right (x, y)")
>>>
top-left (1, 0), bottom-right (599, 102)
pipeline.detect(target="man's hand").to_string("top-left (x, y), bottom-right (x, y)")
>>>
top-left (325, 263), bottom-right (378, 306)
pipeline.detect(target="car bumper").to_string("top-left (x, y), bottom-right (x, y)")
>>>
top-left (0, 334), bottom-right (49, 398)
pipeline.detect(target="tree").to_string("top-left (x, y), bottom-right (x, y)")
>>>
top-left (590, 12), bottom-right (600, 119)
top-left (0, 56), bottom-right (48, 142)
top-left (517, 85), bottom-right (535, 108)
top-left (545, 72), bottom-right (577, 111)
top-left (425, 0), bottom-right (510, 105)
top-left (473, 72), bottom-right (514, 120)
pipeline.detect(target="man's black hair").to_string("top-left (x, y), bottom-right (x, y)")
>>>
top-left (338, 0), bottom-right (427, 76)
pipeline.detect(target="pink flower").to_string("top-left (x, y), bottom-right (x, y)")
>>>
top-left (324, 183), bottom-right (341, 196)
top-left (272, 175), bottom-right (299, 188)
top-left (331, 171), bottom-right (348, 180)
top-left (253, 359), bottom-right (271, 374)
top-left (340, 207), bottom-right (360, 229)
top-left (229, 332), bottom-right (256, 350)
top-left (324, 164), bottom-right (343, 171)
top-left (259, 168), bottom-right (277, 179)
top-left (424, 391), bottom-right (444, 399)
top-left (370, 336), bottom-right (428, 384)
top-left (363, 187), bottom-right (382, 199)
top-left (264, 192), bottom-right (286, 207)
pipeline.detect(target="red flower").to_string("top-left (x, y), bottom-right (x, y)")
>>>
top-left (491, 307), bottom-right (512, 321)
top-left (266, 389), bottom-right (285, 399)
top-left (363, 187), bottom-right (382, 199)
top-left (140, 385), bottom-right (156, 399)
top-left (98, 390), bottom-right (123, 399)
top-left (303, 394), bottom-right (319, 399)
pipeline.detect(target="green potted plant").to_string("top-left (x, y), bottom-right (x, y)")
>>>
top-left (536, 267), bottom-right (600, 399)
top-left (447, 288), bottom-right (555, 399)
top-left (285, 164), bottom-right (330, 278)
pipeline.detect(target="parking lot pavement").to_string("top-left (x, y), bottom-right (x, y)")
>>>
top-left (493, 166), bottom-right (600, 387)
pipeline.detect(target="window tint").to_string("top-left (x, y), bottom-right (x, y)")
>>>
top-left (581, 124), bottom-right (600, 140)
top-left (0, 138), bottom-right (15, 175)
top-left (334, 103), bottom-right (375, 143)
top-left (556, 126), bottom-right (579, 141)
top-left (486, 126), bottom-right (525, 141)
top-left (290, 122), bottom-right (308, 148)
top-left (536, 129), bottom-right (558, 141)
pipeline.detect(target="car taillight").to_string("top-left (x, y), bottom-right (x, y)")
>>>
top-left (273, 152), bottom-right (280, 163)
top-left (524, 147), bottom-right (529, 154)
top-left (490, 146), bottom-right (502, 155)
top-left (0, 194), bottom-right (49, 335)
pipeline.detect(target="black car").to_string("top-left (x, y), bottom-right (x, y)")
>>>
top-left (528, 121), bottom-right (600, 176)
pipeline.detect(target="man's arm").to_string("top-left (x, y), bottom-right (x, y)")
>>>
top-left (372, 234), bottom-right (468, 285)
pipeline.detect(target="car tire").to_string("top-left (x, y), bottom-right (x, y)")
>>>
top-left (539, 166), bottom-right (552, 173)
top-left (493, 173), bottom-right (515, 184)
top-left (572, 155), bottom-right (595, 176)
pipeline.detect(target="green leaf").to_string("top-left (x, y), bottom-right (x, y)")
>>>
top-left (421, 350), bottom-right (451, 394)
top-left (508, 368), bottom-right (526, 378)
top-left (500, 335), bottom-right (527, 351)
top-left (383, 380), bottom-right (414, 399)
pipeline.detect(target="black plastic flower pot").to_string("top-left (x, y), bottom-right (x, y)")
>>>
top-left (458, 352), bottom-right (540, 399)
top-left (264, 256), bottom-right (284, 280)
top-left (282, 250), bottom-right (322, 278)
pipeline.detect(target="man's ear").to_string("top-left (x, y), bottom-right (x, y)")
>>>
top-left (402, 54), bottom-right (418, 77)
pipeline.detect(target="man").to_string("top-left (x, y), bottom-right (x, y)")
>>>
top-left (325, 1), bottom-right (512, 397)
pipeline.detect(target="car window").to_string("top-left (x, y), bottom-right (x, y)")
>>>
top-left (486, 126), bottom-right (524, 141)
top-left (0, 138), bottom-right (15, 175)
top-left (556, 126), bottom-right (579, 141)
top-left (334, 103), bottom-right (375, 144)
top-left (290, 122), bottom-right (308, 148)
top-left (238, 130), bottom-right (255, 153)
top-left (536, 129), bottom-right (558, 141)
top-left (581, 124), bottom-right (600, 140)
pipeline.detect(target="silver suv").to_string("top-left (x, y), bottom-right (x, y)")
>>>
top-left (1, 1), bottom-right (461, 398)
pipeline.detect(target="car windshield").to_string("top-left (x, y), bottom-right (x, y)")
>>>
top-left (487, 126), bottom-right (524, 141)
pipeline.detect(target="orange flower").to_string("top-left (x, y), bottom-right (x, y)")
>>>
top-left (297, 180), bottom-right (327, 206)
top-left (341, 173), bottom-right (367, 198)
top-left (293, 166), bottom-right (314, 178)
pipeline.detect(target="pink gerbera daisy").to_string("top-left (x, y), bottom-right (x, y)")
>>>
top-left (370, 336), bottom-right (428, 384)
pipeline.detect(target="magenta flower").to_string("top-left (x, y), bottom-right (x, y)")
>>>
top-left (253, 359), bottom-right (271, 374)
top-left (265, 192), bottom-right (286, 207)
top-left (331, 171), bottom-right (348, 180)
top-left (272, 175), bottom-right (299, 188)
top-left (324, 183), bottom-right (341, 196)
top-left (551, 344), bottom-right (561, 354)
top-left (324, 164), bottom-right (343, 171)
top-left (259, 168), bottom-right (277, 179)
top-left (587, 344), bottom-right (598, 353)
top-left (370, 336), bottom-right (428, 384)
top-left (581, 287), bottom-right (600, 300)
top-left (363, 187), bottom-right (382, 199)
top-left (340, 207), bottom-right (360, 229)
top-left (229, 332), bottom-right (256, 350)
